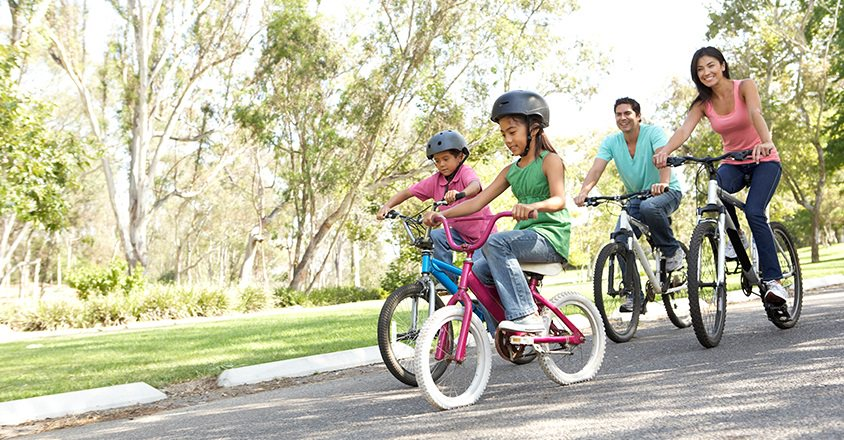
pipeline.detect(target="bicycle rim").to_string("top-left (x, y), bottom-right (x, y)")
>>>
top-left (769, 222), bottom-right (803, 328)
top-left (539, 292), bottom-right (606, 385)
top-left (377, 283), bottom-right (445, 386)
top-left (414, 305), bottom-right (491, 410)
top-left (688, 222), bottom-right (726, 348)
top-left (662, 242), bottom-right (692, 328)
top-left (593, 242), bottom-right (640, 343)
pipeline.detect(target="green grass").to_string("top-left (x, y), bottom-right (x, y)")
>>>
top-left (0, 304), bottom-right (381, 402)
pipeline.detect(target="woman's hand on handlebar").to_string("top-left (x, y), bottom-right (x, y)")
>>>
top-left (512, 203), bottom-right (538, 221)
top-left (752, 141), bottom-right (775, 163)
top-left (653, 146), bottom-right (669, 168)
top-left (574, 192), bottom-right (588, 207)
top-left (422, 211), bottom-right (444, 227)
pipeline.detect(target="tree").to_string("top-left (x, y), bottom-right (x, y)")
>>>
top-left (240, 0), bottom-right (600, 292)
top-left (707, 0), bottom-right (843, 262)
top-left (44, 0), bottom-right (257, 271)
top-left (0, 45), bottom-right (86, 284)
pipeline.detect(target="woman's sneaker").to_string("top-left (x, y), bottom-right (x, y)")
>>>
top-left (764, 280), bottom-right (788, 304)
top-left (498, 313), bottom-right (546, 334)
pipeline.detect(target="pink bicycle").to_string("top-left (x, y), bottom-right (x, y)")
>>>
top-left (414, 212), bottom-right (606, 410)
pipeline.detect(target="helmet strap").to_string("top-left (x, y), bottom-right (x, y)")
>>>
top-left (520, 116), bottom-right (531, 157)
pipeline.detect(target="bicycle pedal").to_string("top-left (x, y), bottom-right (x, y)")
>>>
top-left (509, 335), bottom-right (535, 345)
top-left (764, 303), bottom-right (790, 323)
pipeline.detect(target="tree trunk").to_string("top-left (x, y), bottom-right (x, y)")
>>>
top-left (289, 191), bottom-right (354, 291)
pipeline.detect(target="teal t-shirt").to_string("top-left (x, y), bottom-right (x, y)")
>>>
top-left (597, 124), bottom-right (682, 193)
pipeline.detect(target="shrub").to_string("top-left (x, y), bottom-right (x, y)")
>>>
top-left (66, 259), bottom-right (145, 300)
top-left (380, 245), bottom-right (419, 293)
top-left (308, 286), bottom-right (385, 306)
top-left (237, 287), bottom-right (270, 313)
top-left (4, 301), bottom-right (83, 331)
top-left (193, 288), bottom-right (229, 317)
top-left (82, 294), bottom-right (136, 327)
top-left (273, 287), bottom-right (308, 308)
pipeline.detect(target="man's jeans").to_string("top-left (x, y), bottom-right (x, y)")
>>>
top-left (717, 161), bottom-right (782, 281)
top-left (614, 189), bottom-right (682, 257)
top-left (472, 230), bottom-right (564, 321)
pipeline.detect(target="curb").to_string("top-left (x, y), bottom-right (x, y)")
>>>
top-left (217, 346), bottom-right (384, 387)
top-left (0, 382), bottom-right (166, 426)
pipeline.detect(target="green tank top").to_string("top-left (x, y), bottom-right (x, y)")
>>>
top-left (506, 151), bottom-right (571, 259)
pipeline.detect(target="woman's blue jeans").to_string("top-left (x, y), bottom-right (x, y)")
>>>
top-left (717, 161), bottom-right (782, 281)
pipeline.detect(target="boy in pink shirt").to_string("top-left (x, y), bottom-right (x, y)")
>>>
top-left (376, 130), bottom-right (495, 276)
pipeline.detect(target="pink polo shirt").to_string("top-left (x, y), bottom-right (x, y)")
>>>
top-left (408, 165), bottom-right (495, 244)
top-left (704, 80), bottom-right (780, 165)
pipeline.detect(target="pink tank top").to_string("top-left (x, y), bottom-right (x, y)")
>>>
top-left (704, 80), bottom-right (780, 165)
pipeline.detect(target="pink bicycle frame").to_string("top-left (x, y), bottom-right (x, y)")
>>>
top-left (435, 212), bottom-right (586, 362)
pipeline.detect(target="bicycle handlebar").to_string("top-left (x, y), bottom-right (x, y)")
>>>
top-left (584, 190), bottom-right (652, 207)
top-left (436, 211), bottom-right (515, 252)
top-left (665, 149), bottom-right (751, 167)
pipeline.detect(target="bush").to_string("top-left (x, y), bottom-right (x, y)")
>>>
top-left (82, 294), bottom-right (136, 327)
top-left (237, 287), bottom-right (270, 313)
top-left (273, 287), bottom-right (308, 308)
top-left (66, 259), bottom-right (145, 300)
top-left (308, 286), bottom-right (386, 306)
top-left (380, 244), bottom-right (419, 293)
top-left (4, 301), bottom-right (83, 331)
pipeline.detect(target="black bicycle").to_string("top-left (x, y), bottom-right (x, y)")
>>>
top-left (666, 151), bottom-right (803, 348)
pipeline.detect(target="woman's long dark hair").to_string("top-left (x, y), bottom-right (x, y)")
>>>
top-left (690, 46), bottom-right (731, 109)
top-left (528, 115), bottom-right (557, 159)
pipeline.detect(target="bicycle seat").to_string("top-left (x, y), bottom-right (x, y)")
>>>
top-left (521, 262), bottom-right (563, 276)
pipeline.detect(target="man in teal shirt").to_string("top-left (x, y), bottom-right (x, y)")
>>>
top-left (574, 97), bottom-right (684, 312)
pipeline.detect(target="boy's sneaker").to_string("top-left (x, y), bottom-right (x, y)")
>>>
top-left (764, 280), bottom-right (788, 304)
top-left (665, 248), bottom-right (686, 272)
top-left (498, 313), bottom-right (546, 334)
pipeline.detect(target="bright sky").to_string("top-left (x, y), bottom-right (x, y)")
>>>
top-left (547, 0), bottom-right (715, 139)
top-left (1, 0), bottom-right (715, 139)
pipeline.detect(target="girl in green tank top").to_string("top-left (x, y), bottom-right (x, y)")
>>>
top-left (423, 90), bottom-right (571, 333)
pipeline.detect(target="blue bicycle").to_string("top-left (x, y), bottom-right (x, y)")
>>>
top-left (377, 199), bottom-right (535, 387)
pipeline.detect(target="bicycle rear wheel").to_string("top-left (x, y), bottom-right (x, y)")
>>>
top-left (768, 222), bottom-right (803, 329)
top-left (662, 242), bottom-right (692, 328)
top-left (687, 221), bottom-right (727, 348)
top-left (539, 292), bottom-right (606, 385)
top-left (377, 282), bottom-right (445, 387)
top-left (415, 305), bottom-right (492, 410)
top-left (593, 242), bottom-right (640, 342)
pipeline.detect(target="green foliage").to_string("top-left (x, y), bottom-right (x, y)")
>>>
top-left (4, 301), bottom-right (84, 331)
top-left (380, 243), bottom-right (420, 292)
top-left (66, 259), bottom-right (145, 300)
top-left (0, 45), bottom-right (88, 231)
top-left (308, 286), bottom-right (386, 306)
top-left (237, 287), bottom-right (271, 313)
top-left (273, 286), bottom-right (308, 308)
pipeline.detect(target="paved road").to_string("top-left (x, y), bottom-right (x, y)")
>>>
top-left (29, 288), bottom-right (844, 439)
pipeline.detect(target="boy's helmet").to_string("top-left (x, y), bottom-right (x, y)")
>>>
top-left (426, 130), bottom-right (469, 160)
top-left (490, 90), bottom-right (550, 127)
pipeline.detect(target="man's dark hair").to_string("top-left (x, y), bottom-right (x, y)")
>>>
top-left (614, 97), bottom-right (641, 117)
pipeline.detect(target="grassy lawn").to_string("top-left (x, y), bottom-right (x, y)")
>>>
top-left (0, 304), bottom-right (381, 402)
top-left (1, 243), bottom-right (842, 403)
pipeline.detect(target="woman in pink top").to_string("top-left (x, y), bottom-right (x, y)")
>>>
top-left (376, 130), bottom-right (495, 279)
top-left (653, 46), bottom-right (788, 304)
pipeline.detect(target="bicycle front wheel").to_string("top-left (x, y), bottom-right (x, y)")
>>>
top-left (662, 242), bottom-right (692, 329)
top-left (769, 222), bottom-right (803, 329)
top-left (377, 282), bottom-right (445, 387)
top-left (593, 242), bottom-right (640, 343)
top-left (688, 221), bottom-right (727, 348)
top-left (539, 292), bottom-right (606, 385)
top-left (414, 305), bottom-right (492, 410)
